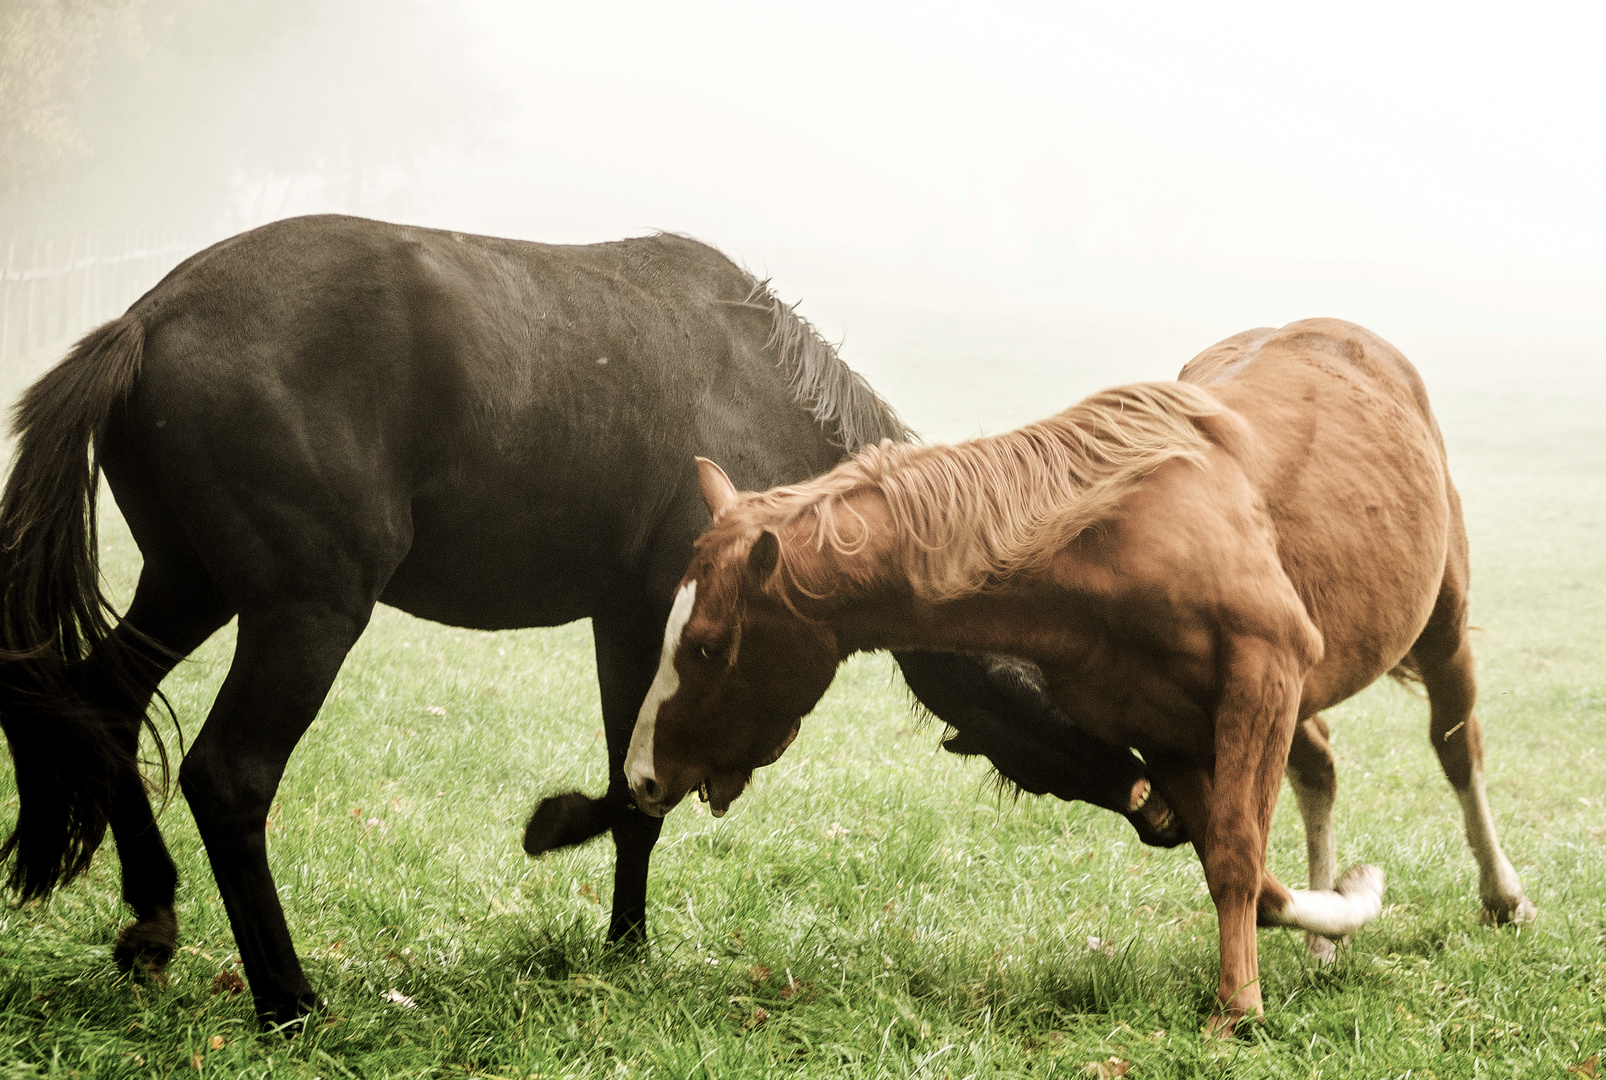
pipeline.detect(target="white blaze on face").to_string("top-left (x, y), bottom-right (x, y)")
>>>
top-left (625, 581), bottom-right (697, 797)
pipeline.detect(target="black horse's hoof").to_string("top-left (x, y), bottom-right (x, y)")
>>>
top-left (113, 907), bottom-right (178, 980)
top-left (523, 791), bottom-right (614, 856)
top-left (257, 992), bottom-right (324, 1034)
top-left (604, 922), bottom-right (650, 951)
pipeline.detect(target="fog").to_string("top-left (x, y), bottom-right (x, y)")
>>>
top-left (3, 0), bottom-right (1603, 437)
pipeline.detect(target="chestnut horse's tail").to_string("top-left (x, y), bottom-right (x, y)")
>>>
top-left (0, 315), bottom-right (156, 899)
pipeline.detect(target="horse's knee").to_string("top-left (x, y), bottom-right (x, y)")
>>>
top-left (611, 806), bottom-right (663, 856)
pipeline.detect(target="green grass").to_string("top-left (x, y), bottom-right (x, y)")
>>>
top-left (0, 345), bottom-right (1602, 1077)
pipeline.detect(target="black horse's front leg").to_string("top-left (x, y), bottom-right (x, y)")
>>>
top-left (520, 786), bottom-right (661, 941)
top-left (523, 790), bottom-right (621, 856)
top-left (589, 610), bottom-right (673, 943)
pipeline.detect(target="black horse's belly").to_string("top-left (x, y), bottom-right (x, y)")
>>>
top-left (378, 483), bottom-right (645, 630)
top-left (380, 532), bottom-right (599, 630)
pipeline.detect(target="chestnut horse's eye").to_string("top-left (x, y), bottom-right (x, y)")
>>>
top-left (696, 643), bottom-right (723, 662)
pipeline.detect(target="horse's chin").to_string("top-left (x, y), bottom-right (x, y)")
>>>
top-left (701, 773), bottom-right (750, 818)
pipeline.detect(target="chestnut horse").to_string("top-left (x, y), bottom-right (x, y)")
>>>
top-left (624, 318), bottom-right (1535, 1033)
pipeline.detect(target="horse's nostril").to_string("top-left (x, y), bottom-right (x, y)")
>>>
top-left (640, 776), bottom-right (661, 801)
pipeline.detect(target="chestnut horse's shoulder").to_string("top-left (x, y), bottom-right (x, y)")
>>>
top-left (1086, 446), bottom-right (1325, 672)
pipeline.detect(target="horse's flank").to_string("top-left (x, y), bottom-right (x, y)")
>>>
top-left (710, 380), bottom-right (1224, 603)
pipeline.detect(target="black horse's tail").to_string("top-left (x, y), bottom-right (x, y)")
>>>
top-left (0, 314), bottom-right (152, 899)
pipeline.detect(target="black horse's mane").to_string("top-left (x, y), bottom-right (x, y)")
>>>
top-left (737, 281), bottom-right (915, 454)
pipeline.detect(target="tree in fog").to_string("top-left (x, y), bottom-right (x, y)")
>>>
top-left (0, 0), bottom-right (501, 235)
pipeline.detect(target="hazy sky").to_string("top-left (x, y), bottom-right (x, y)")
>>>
top-left (9, 0), bottom-right (1540, 357)
top-left (418, 2), bottom-right (1599, 258)
top-left (246, 0), bottom-right (1592, 345)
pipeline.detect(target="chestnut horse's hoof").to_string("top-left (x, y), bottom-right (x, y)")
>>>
top-left (1204, 1005), bottom-right (1262, 1039)
top-left (113, 907), bottom-right (178, 980)
top-left (1482, 894), bottom-right (1537, 926)
top-left (1304, 930), bottom-right (1340, 965)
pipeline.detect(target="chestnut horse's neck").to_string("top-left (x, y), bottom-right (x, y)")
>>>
top-left (726, 379), bottom-right (1221, 656)
top-left (760, 486), bottom-right (1069, 661)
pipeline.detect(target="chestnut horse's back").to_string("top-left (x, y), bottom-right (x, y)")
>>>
top-left (1179, 318), bottom-right (1457, 712)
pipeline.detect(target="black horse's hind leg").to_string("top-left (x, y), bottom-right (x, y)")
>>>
top-left (179, 603), bottom-right (371, 1026)
top-left (591, 610), bottom-right (668, 943)
top-left (80, 562), bottom-right (234, 977)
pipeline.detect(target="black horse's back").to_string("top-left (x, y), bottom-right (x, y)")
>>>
top-left (117, 217), bottom-right (854, 629)
top-left (0, 214), bottom-right (1169, 1027)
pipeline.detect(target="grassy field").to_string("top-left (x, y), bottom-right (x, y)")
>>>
top-left (0, 329), bottom-right (1602, 1078)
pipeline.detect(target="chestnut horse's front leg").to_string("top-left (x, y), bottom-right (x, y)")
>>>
top-left (1148, 756), bottom-right (1294, 1035)
top-left (1194, 638), bottom-right (1304, 1034)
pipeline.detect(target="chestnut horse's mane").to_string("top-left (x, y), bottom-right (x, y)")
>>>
top-left (721, 380), bottom-right (1224, 602)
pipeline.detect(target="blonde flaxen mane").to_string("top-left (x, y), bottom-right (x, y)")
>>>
top-left (725, 381), bottom-right (1224, 603)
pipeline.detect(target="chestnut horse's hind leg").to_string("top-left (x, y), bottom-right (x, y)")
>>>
top-left (84, 561), bottom-right (234, 978)
top-left (1264, 716), bottom-right (1385, 954)
top-left (1417, 637), bottom-right (1534, 924)
top-left (1410, 512), bottom-right (1534, 926)
top-left (1285, 715), bottom-right (1340, 962)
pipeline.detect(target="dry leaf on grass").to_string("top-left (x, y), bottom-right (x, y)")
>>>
top-left (1570, 1056), bottom-right (1598, 1078)
top-left (210, 971), bottom-right (245, 997)
top-left (208, 1036), bottom-right (224, 1050)
top-left (1083, 1057), bottom-right (1130, 1078)
top-left (745, 1007), bottom-right (768, 1029)
top-left (383, 988), bottom-right (417, 1008)
top-left (777, 979), bottom-right (813, 1000)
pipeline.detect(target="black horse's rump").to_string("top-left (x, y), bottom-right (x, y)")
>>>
top-left (0, 215), bottom-right (1170, 1026)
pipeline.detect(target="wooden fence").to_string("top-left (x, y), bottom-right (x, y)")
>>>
top-left (0, 231), bottom-right (207, 367)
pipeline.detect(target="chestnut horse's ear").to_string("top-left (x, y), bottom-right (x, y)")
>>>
top-left (747, 530), bottom-right (779, 584)
top-left (696, 456), bottom-right (740, 519)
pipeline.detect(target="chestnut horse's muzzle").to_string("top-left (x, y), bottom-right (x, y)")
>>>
top-left (627, 718), bottom-right (800, 818)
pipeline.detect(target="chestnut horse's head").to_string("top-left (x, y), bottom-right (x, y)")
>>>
top-left (625, 458), bottom-right (841, 817)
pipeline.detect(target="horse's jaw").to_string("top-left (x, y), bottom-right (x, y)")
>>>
top-left (701, 772), bottom-right (750, 817)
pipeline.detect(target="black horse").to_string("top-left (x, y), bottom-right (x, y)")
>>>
top-left (0, 215), bottom-right (1174, 1026)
